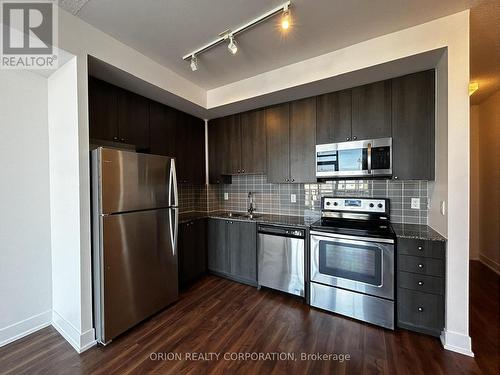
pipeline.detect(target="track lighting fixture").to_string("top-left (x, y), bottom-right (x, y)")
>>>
top-left (227, 34), bottom-right (238, 55)
top-left (190, 55), bottom-right (198, 71)
top-left (182, 1), bottom-right (291, 71)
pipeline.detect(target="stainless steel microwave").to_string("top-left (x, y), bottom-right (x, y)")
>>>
top-left (316, 137), bottom-right (392, 178)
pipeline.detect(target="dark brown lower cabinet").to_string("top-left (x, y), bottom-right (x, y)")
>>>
top-left (178, 218), bottom-right (207, 288)
top-left (397, 237), bottom-right (445, 337)
top-left (207, 218), bottom-right (257, 286)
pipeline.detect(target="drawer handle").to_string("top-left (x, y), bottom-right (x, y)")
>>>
top-left (417, 307), bottom-right (424, 312)
top-left (418, 281), bottom-right (424, 286)
top-left (417, 263), bottom-right (424, 269)
top-left (418, 246), bottom-right (423, 251)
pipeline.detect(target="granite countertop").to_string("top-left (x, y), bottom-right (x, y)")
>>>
top-left (179, 210), bottom-right (319, 228)
top-left (178, 211), bottom-right (209, 224)
top-left (180, 211), bottom-right (446, 242)
top-left (391, 223), bottom-right (447, 242)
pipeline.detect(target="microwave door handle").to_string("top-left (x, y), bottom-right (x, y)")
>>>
top-left (367, 143), bottom-right (372, 174)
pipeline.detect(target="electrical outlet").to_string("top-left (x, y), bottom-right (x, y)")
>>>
top-left (224, 192), bottom-right (229, 201)
top-left (411, 198), bottom-right (420, 209)
top-left (291, 194), bottom-right (296, 203)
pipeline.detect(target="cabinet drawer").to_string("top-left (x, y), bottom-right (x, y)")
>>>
top-left (397, 238), bottom-right (445, 259)
top-left (398, 271), bottom-right (443, 295)
top-left (398, 255), bottom-right (444, 277)
top-left (397, 288), bottom-right (444, 334)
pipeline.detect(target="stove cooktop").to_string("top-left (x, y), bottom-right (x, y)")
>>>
top-left (310, 218), bottom-right (396, 240)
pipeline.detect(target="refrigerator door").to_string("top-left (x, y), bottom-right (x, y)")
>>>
top-left (97, 147), bottom-right (174, 214)
top-left (97, 208), bottom-right (178, 343)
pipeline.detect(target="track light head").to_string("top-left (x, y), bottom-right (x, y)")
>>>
top-left (227, 34), bottom-right (238, 55)
top-left (190, 55), bottom-right (198, 71)
top-left (281, 4), bottom-right (291, 30)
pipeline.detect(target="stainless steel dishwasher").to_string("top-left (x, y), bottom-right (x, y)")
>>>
top-left (257, 224), bottom-right (305, 297)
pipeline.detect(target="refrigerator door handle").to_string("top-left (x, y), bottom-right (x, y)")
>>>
top-left (169, 159), bottom-right (179, 207)
top-left (169, 209), bottom-right (178, 256)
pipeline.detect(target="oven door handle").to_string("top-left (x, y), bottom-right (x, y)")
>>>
top-left (310, 231), bottom-right (394, 244)
top-left (367, 142), bottom-right (372, 174)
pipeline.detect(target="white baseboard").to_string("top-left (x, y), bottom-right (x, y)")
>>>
top-left (52, 310), bottom-right (96, 353)
top-left (440, 329), bottom-right (474, 357)
top-left (479, 254), bottom-right (500, 275)
top-left (0, 310), bottom-right (52, 348)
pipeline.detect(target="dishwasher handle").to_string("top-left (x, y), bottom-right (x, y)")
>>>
top-left (258, 225), bottom-right (305, 238)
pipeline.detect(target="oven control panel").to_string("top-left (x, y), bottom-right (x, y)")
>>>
top-left (322, 198), bottom-right (387, 213)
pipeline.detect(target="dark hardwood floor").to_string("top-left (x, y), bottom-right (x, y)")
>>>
top-left (0, 261), bottom-right (497, 374)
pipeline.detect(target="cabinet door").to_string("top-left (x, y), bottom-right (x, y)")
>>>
top-left (392, 70), bottom-right (435, 180)
top-left (316, 90), bottom-right (352, 144)
top-left (117, 88), bottom-right (150, 150)
top-left (290, 97), bottom-right (317, 183)
top-left (179, 219), bottom-right (207, 287)
top-left (208, 117), bottom-right (231, 183)
top-left (187, 116), bottom-right (206, 184)
top-left (88, 77), bottom-right (118, 142)
top-left (149, 101), bottom-right (177, 157)
top-left (266, 103), bottom-right (290, 183)
top-left (351, 80), bottom-right (392, 140)
top-left (228, 221), bottom-right (257, 284)
top-left (174, 111), bottom-right (190, 184)
top-left (240, 109), bottom-right (267, 174)
top-left (224, 114), bottom-right (242, 175)
top-left (207, 219), bottom-right (229, 274)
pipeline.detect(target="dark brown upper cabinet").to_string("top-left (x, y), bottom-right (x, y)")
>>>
top-left (150, 104), bottom-right (205, 185)
top-left (88, 77), bottom-right (118, 142)
top-left (290, 97), bottom-right (317, 183)
top-left (351, 80), bottom-right (392, 140)
top-left (266, 99), bottom-right (317, 184)
top-left (392, 70), bottom-right (435, 180)
top-left (266, 103), bottom-right (290, 183)
top-left (182, 114), bottom-right (206, 185)
top-left (149, 100), bottom-right (177, 157)
top-left (117, 88), bottom-right (150, 151)
top-left (208, 115), bottom-right (234, 184)
top-left (240, 109), bottom-right (267, 174)
top-left (208, 110), bottom-right (267, 183)
top-left (316, 89), bottom-right (352, 144)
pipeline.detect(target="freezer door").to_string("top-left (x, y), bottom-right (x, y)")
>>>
top-left (98, 147), bottom-right (174, 214)
top-left (99, 208), bottom-right (178, 343)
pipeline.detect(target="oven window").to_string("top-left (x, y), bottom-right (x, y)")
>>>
top-left (318, 240), bottom-right (382, 286)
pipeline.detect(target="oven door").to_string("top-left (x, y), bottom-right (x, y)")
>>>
top-left (310, 231), bottom-right (394, 300)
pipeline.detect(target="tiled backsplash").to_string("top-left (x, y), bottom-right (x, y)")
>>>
top-left (178, 184), bottom-right (220, 213)
top-left (216, 175), bottom-right (429, 225)
top-left (179, 174), bottom-right (430, 225)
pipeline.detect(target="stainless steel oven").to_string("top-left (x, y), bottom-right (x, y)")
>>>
top-left (316, 137), bottom-right (392, 178)
top-left (310, 232), bottom-right (394, 300)
top-left (309, 197), bottom-right (395, 329)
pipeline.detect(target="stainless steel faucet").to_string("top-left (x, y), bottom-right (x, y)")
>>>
top-left (248, 192), bottom-right (255, 215)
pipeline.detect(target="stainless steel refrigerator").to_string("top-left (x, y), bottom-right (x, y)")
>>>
top-left (91, 147), bottom-right (178, 344)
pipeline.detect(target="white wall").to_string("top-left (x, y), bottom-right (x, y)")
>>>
top-left (469, 104), bottom-right (480, 260)
top-left (473, 91), bottom-right (500, 273)
top-left (0, 70), bottom-right (52, 347)
top-left (48, 57), bottom-right (95, 353)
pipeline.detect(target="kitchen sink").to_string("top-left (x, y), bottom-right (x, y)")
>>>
top-left (245, 213), bottom-right (262, 219)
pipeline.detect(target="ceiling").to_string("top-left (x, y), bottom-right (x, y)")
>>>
top-left (470, 0), bottom-right (500, 104)
top-left (61, 0), bottom-right (471, 90)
